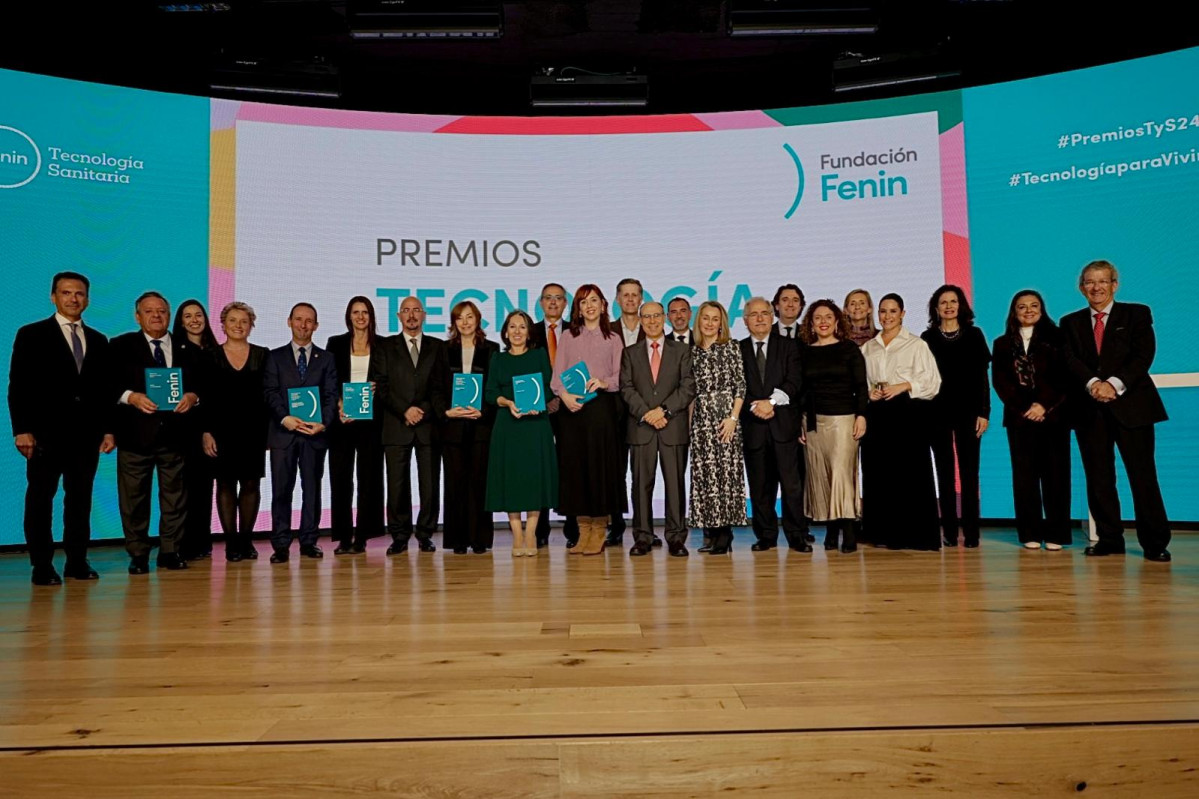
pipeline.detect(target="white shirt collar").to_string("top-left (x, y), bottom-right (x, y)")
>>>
top-left (143, 330), bottom-right (171, 346)
top-left (55, 312), bottom-right (82, 329)
top-left (290, 340), bottom-right (313, 359)
top-left (1090, 301), bottom-right (1114, 318)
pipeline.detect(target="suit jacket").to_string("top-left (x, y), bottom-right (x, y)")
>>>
top-left (8, 316), bottom-right (112, 446)
top-left (369, 333), bottom-right (449, 446)
top-left (324, 332), bottom-right (378, 435)
top-left (529, 319), bottom-right (569, 351)
top-left (442, 339), bottom-right (499, 443)
top-left (109, 330), bottom-right (204, 454)
top-left (739, 332), bottom-right (803, 445)
top-left (619, 338), bottom-right (695, 446)
top-left (668, 329), bottom-right (694, 347)
top-left (992, 329), bottom-right (1069, 428)
top-left (1060, 302), bottom-right (1167, 429)
top-left (773, 321), bottom-right (802, 341)
top-left (263, 341), bottom-right (339, 449)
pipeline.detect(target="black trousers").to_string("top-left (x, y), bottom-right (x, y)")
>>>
top-left (1075, 411), bottom-right (1170, 553)
top-left (384, 439), bottom-right (439, 542)
top-left (329, 422), bottom-right (385, 546)
top-left (442, 437), bottom-right (493, 551)
top-left (180, 445), bottom-right (215, 557)
top-left (23, 441), bottom-right (100, 568)
top-left (929, 414), bottom-right (982, 544)
top-left (745, 437), bottom-right (806, 547)
top-left (269, 440), bottom-right (327, 549)
top-left (1006, 424), bottom-right (1072, 545)
top-left (117, 446), bottom-right (187, 559)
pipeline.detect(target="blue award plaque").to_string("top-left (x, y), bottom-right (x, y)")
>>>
top-left (452, 372), bottom-right (483, 410)
top-left (144, 367), bottom-right (183, 411)
top-left (512, 372), bottom-right (546, 414)
top-left (288, 386), bottom-right (322, 423)
top-left (560, 360), bottom-right (597, 404)
top-left (342, 382), bottom-right (373, 420)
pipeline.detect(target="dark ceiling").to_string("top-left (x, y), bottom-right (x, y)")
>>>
top-left (2, 1), bottom-right (1196, 115)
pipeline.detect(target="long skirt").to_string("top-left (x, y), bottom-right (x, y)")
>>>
top-left (554, 392), bottom-right (628, 517)
top-left (804, 413), bottom-right (861, 522)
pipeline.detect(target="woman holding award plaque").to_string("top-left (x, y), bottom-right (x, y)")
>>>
top-left (549, 285), bottom-right (627, 556)
top-left (325, 297), bottom-right (385, 555)
top-left (443, 301), bottom-right (500, 555)
top-left (174, 299), bottom-right (220, 561)
top-left (860, 293), bottom-right (942, 551)
top-left (485, 310), bottom-right (558, 557)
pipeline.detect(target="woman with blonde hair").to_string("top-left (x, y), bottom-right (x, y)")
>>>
top-left (843, 288), bottom-right (879, 347)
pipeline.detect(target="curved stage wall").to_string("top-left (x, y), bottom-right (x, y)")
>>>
top-left (2, 47), bottom-right (1197, 543)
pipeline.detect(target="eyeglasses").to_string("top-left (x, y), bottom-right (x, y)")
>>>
top-left (542, 294), bottom-right (566, 302)
top-left (640, 312), bottom-right (664, 320)
top-left (1082, 280), bottom-right (1114, 288)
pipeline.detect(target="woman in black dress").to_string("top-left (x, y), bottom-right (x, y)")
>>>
top-left (992, 290), bottom-right (1072, 550)
top-left (921, 285), bottom-right (992, 548)
top-left (325, 296), bottom-right (385, 555)
top-left (442, 300), bottom-right (500, 554)
top-left (173, 299), bottom-right (220, 561)
top-left (200, 302), bottom-right (270, 561)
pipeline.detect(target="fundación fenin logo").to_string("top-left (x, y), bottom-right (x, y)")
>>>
top-left (783, 142), bottom-right (918, 218)
top-left (0, 122), bottom-right (146, 189)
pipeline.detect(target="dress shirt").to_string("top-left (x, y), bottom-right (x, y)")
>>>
top-left (55, 312), bottom-right (87, 358)
top-left (747, 334), bottom-right (790, 406)
top-left (119, 331), bottom-right (175, 404)
top-left (290, 339), bottom-right (316, 365)
top-left (644, 335), bottom-right (666, 362)
top-left (1085, 301), bottom-right (1126, 395)
top-left (620, 318), bottom-right (642, 347)
top-left (775, 321), bottom-right (800, 340)
top-left (670, 329), bottom-right (692, 345)
top-left (862, 326), bottom-right (942, 400)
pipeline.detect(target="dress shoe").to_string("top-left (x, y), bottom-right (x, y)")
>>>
top-left (750, 541), bottom-right (775, 552)
top-left (629, 544), bottom-right (651, 557)
top-left (386, 541), bottom-right (408, 555)
top-left (803, 532), bottom-right (816, 544)
top-left (651, 536), bottom-right (664, 548)
top-left (823, 540), bottom-right (839, 551)
top-left (472, 546), bottom-right (489, 554)
top-left (1044, 542), bottom-right (1064, 552)
top-left (128, 557), bottom-right (150, 575)
top-left (668, 545), bottom-right (689, 557)
top-left (334, 543), bottom-right (354, 555)
top-left (604, 533), bottom-right (624, 548)
top-left (1023, 541), bottom-right (1042, 550)
top-left (300, 545), bottom-right (323, 559)
top-left (708, 545), bottom-right (730, 555)
top-left (789, 542), bottom-right (814, 553)
top-left (565, 539), bottom-right (578, 549)
top-left (1084, 543), bottom-right (1126, 557)
top-left (964, 540), bottom-right (980, 549)
top-left (350, 542), bottom-right (367, 554)
top-left (226, 549), bottom-right (245, 563)
top-left (242, 544), bottom-right (259, 560)
top-left (942, 537), bottom-right (958, 548)
top-left (269, 548), bottom-right (290, 564)
top-left (452, 547), bottom-right (469, 555)
top-left (840, 543), bottom-right (858, 553)
top-left (1144, 549), bottom-right (1172, 563)
top-left (417, 539), bottom-right (437, 553)
top-left (536, 538), bottom-right (549, 549)
top-left (31, 566), bottom-right (63, 586)
top-left (63, 561), bottom-right (100, 580)
top-left (157, 553), bottom-right (189, 571)
top-left (697, 544), bottom-right (712, 553)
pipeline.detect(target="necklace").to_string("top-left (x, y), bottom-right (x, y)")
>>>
top-left (940, 327), bottom-right (962, 341)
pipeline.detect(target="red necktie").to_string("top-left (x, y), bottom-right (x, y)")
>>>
top-left (1093, 311), bottom-right (1106, 355)
top-left (547, 323), bottom-right (557, 365)
top-left (650, 341), bottom-right (661, 383)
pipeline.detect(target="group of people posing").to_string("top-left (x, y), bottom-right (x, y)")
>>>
top-left (10, 259), bottom-right (1173, 586)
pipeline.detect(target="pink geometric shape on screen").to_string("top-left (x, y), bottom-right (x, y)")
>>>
top-left (208, 265), bottom-right (235, 343)
top-left (434, 114), bottom-right (713, 135)
top-left (939, 122), bottom-right (970, 239)
top-left (236, 103), bottom-right (460, 133)
top-left (211, 99), bottom-right (241, 131)
top-left (693, 111), bottom-right (783, 130)
top-left (943, 232), bottom-right (972, 295)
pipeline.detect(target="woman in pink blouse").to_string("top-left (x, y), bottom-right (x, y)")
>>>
top-left (550, 284), bottom-right (628, 555)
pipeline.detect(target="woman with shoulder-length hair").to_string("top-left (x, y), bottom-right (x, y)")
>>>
top-left (549, 285), bottom-right (627, 555)
top-left (921, 284), bottom-right (992, 548)
top-left (485, 310), bottom-right (558, 556)
top-left (992, 290), bottom-right (1072, 550)
top-left (843, 288), bottom-right (879, 347)
top-left (800, 299), bottom-right (868, 553)
top-left (686, 301), bottom-right (747, 555)
top-left (200, 301), bottom-right (270, 561)
top-left (323, 296), bottom-right (385, 554)
top-left (173, 299), bottom-right (220, 561)
top-left (442, 300), bottom-right (501, 554)
top-left (861, 293), bottom-right (942, 550)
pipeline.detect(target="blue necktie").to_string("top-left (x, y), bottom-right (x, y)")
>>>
top-left (70, 323), bottom-right (84, 373)
top-left (152, 339), bottom-right (167, 368)
top-left (297, 346), bottom-right (308, 381)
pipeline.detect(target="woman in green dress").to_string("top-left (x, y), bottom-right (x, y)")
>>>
top-left (485, 310), bottom-right (559, 557)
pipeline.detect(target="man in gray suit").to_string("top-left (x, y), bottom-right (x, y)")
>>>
top-left (620, 302), bottom-right (696, 557)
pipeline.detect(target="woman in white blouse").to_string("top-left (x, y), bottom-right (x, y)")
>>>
top-left (860, 293), bottom-right (943, 550)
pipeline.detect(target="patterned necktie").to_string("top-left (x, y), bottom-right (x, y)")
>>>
top-left (650, 341), bottom-right (661, 383)
top-left (152, 339), bottom-right (167, 368)
top-left (756, 340), bottom-right (766, 380)
top-left (409, 337), bottom-right (420, 367)
top-left (70, 323), bottom-right (84, 373)
top-left (297, 346), bottom-right (308, 381)
top-left (547, 323), bottom-right (557, 365)
top-left (1093, 311), bottom-right (1106, 355)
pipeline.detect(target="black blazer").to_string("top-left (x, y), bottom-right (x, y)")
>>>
top-left (992, 329), bottom-right (1069, 428)
top-left (1060, 302), bottom-right (1167, 429)
top-left (369, 333), bottom-right (449, 446)
top-left (263, 342), bottom-right (339, 449)
top-left (442, 339), bottom-right (500, 443)
top-left (109, 331), bottom-right (204, 454)
top-left (739, 332), bottom-right (802, 445)
top-left (8, 316), bottom-right (112, 446)
top-left (324, 332), bottom-right (380, 434)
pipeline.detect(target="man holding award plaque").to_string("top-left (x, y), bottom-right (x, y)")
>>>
top-left (263, 302), bottom-right (339, 563)
top-left (110, 291), bottom-right (202, 574)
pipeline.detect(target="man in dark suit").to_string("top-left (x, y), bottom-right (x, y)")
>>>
top-left (529, 282), bottom-right (578, 548)
top-left (620, 301), bottom-right (696, 557)
top-left (667, 297), bottom-right (695, 346)
top-left (740, 297), bottom-right (812, 553)
top-left (8, 272), bottom-right (115, 585)
top-left (1061, 260), bottom-right (1171, 562)
top-left (772, 284), bottom-right (806, 341)
top-left (263, 302), bottom-right (339, 563)
top-left (110, 291), bottom-right (202, 574)
top-left (370, 296), bottom-right (448, 554)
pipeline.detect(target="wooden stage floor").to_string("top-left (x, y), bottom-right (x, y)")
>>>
top-left (2, 528), bottom-right (1197, 796)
